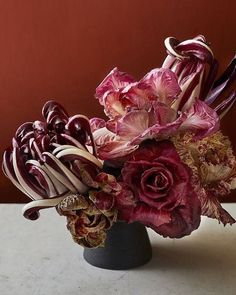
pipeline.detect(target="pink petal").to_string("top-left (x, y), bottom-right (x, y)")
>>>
top-left (121, 81), bottom-right (153, 109)
top-left (95, 67), bottom-right (135, 105)
top-left (180, 99), bottom-right (220, 139)
top-left (103, 92), bottom-right (126, 118)
top-left (116, 110), bottom-right (149, 140)
top-left (131, 115), bottom-right (185, 145)
top-left (141, 68), bottom-right (181, 105)
top-left (97, 140), bottom-right (138, 160)
top-left (92, 127), bottom-right (116, 147)
top-left (149, 101), bottom-right (177, 126)
top-left (90, 118), bottom-right (106, 132)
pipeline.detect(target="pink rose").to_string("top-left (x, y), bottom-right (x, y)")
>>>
top-left (117, 140), bottom-right (201, 238)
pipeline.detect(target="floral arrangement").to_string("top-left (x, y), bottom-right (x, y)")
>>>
top-left (3, 35), bottom-right (236, 248)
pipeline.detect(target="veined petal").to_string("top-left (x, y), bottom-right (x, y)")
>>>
top-left (26, 159), bottom-right (68, 195)
top-left (180, 100), bottom-right (220, 139)
top-left (150, 101), bottom-right (177, 125)
top-left (66, 114), bottom-right (97, 156)
top-left (141, 68), bottom-right (181, 105)
top-left (12, 147), bottom-right (46, 200)
top-left (214, 91), bottom-right (236, 119)
top-left (90, 118), bottom-right (106, 132)
top-left (119, 203), bottom-right (171, 229)
top-left (55, 147), bottom-right (102, 169)
top-left (95, 67), bottom-right (135, 105)
top-left (131, 115), bottom-right (185, 145)
top-left (92, 127), bottom-right (116, 147)
top-left (200, 190), bottom-right (235, 225)
top-left (97, 140), bottom-right (138, 160)
top-left (2, 149), bottom-right (32, 198)
top-left (116, 110), bottom-right (149, 140)
top-left (22, 195), bottom-right (68, 220)
top-left (60, 133), bottom-right (87, 151)
top-left (15, 122), bottom-right (34, 144)
top-left (42, 100), bottom-right (69, 122)
top-left (103, 92), bottom-right (126, 118)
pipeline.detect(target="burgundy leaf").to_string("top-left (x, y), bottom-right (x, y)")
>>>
top-left (205, 55), bottom-right (236, 105)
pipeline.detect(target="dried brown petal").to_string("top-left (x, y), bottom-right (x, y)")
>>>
top-left (56, 194), bottom-right (88, 216)
top-left (173, 131), bottom-right (236, 225)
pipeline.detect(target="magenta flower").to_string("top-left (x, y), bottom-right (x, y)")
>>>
top-left (93, 76), bottom-right (219, 160)
top-left (92, 35), bottom-right (236, 161)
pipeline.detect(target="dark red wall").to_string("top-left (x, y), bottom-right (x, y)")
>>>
top-left (1, 0), bottom-right (236, 203)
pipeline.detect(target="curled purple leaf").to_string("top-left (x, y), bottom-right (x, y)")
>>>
top-left (206, 55), bottom-right (236, 105)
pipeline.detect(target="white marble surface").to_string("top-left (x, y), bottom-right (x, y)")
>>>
top-left (0, 204), bottom-right (236, 295)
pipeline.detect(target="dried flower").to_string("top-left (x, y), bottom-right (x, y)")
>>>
top-left (173, 132), bottom-right (236, 225)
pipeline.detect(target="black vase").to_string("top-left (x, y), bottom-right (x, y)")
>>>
top-left (83, 222), bottom-right (152, 270)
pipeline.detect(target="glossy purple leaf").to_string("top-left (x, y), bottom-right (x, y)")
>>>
top-left (201, 59), bottom-right (219, 99)
top-left (214, 91), bottom-right (236, 118)
top-left (205, 55), bottom-right (236, 105)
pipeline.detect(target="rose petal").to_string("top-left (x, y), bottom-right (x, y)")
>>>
top-left (118, 203), bottom-right (171, 229)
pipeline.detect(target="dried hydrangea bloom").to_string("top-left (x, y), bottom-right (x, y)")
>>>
top-left (173, 132), bottom-right (236, 225)
top-left (57, 190), bottom-right (117, 248)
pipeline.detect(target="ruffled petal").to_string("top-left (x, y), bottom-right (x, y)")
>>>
top-left (180, 99), bottom-right (220, 139)
top-left (95, 67), bottom-right (135, 105)
top-left (92, 127), bottom-right (116, 147)
top-left (103, 92), bottom-right (126, 118)
top-left (199, 189), bottom-right (235, 225)
top-left (97, 140), bottom-right (139, 160)
top-left (90, 118), bottom-right (106, 132)
top-left (141, 68), bottom-right (181, 105)
top-left (116, 110), bottom-right (149, 140)
top-left (132, 115), bottom-right (185, 145)
top-left (118, 203), bottom-right (171, 229)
